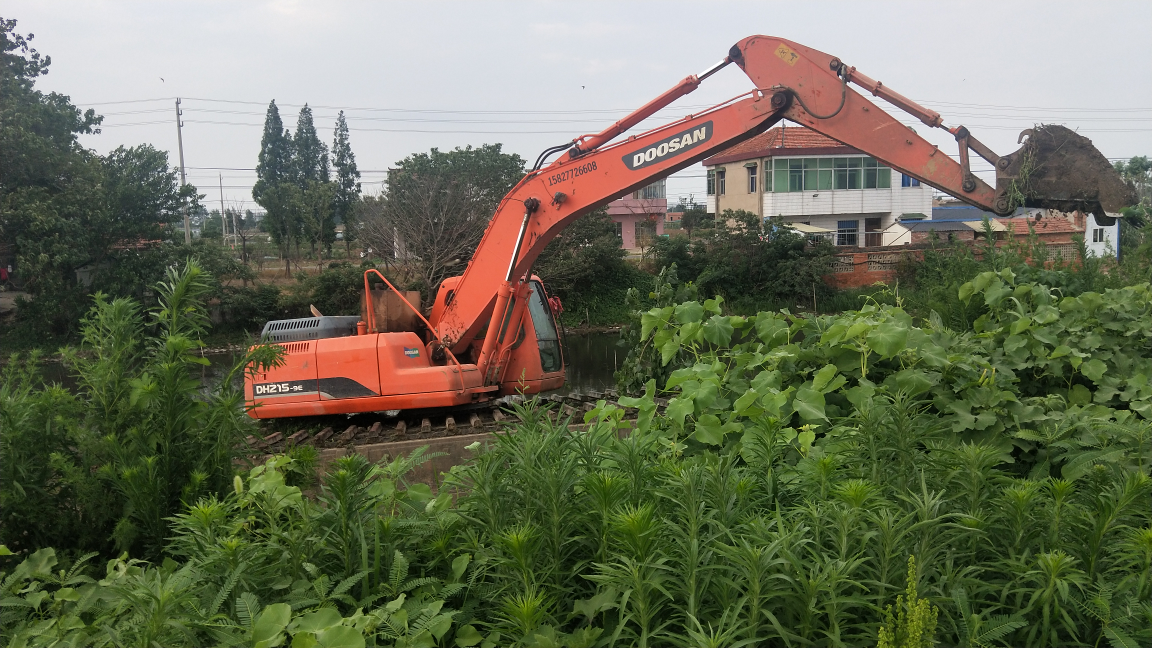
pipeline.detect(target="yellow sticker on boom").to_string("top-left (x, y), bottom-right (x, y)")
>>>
top-left (775, 43), bottom-right (799, 66)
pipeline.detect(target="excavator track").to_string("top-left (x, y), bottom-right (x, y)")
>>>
top-left (244, 389), bottom-right (656, 456)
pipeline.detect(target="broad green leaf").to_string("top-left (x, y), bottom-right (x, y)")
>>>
top-left (427, 614), bottom-right (454, 640)
top-left (1033, 304), bottom-right (1060, 324)
top-left (984, 280), bottom-right (1011, 307)
top-left (845, 320), bottom-right (871, 340)
top-left (958, 281), bottom-right (975, 304)
top-left (702, 315), bottom-right (734, 346)
top-left (811, 364), bottom-right (839, 392)
top-left (640, 307), bottom-right (671, 341)
top-left (866, 325), bottom-right (908, 358)
top-left (888, 369), bottom-right (934, 396)
top-left (455, 625), bottom-right (483, 648)
top-left (673, 301), bottom-right (704, 324)
top-left (733, 389), bottom-right (760, 416)
top-left (315, 625), bottom-right (364, 648)
top-left (293, 608), bottom-right (342, 634)
top-left (1081, 358), bottom-right (1107, 382)
top-left (666, 397), bottom-right (694, 428)
top-left (1049, 345), bottom-right (1072, 359)
top-left (694, 414), bottom-right (726, 445)
top-left (844, 381), bottom-right (876, 409)
top-left (1068, 384), bottom-right (1092, 405)
top-left (1010, 316), bottom-right (1032, 335)
top-left (405, 483), bottom-right (433, 503)
top-left (760, 390), bottom-right (790, 418)
top-left (797, 427), bottom-right (816, 450)
top-left (755, 313), bottom-right (788, 345)
top-left (292, 634), bottom-right (319, 648)
top-left (703, 296), bottom-right (724, 315)
top-left (971, 271), bottom-right (994, 292)
top-left (450, 554), bottom-right (471, 583)
top-left (917, 343), bottom-right (949, 368)
top-left (254, 603), bottom-right (291, 648)
top-left (659, 335), bottom-right (681, 366)
top-left (680, 321), bottom-right (703, 344)
top-left (793, 386), bottom-right (827, 421)
top-left (751, 370), bottom-right (782, 392)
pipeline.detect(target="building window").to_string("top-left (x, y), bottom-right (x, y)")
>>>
top-left (614, 221), bottom-right (622, 239)
top-left (863, 158), bottom-right (891, 189)
top-left (837, 220), bottom-right (859, 246)
top-left (747, 164), bottom-right (757, 193)
top-left (632, 179), bottom-right (666, 200)
top-left (707, 170), bottom-right (715, 195)
top-left (901, 174), bottom-right (921, 187)
top-left (768, 156), bottom-right (891, 192)
top-left (717, 169), bottom-right (726, 195)
top-left (1092, 227), bottom-right (1105, 243)
top-left (764, 159), bottom-right (773, 192)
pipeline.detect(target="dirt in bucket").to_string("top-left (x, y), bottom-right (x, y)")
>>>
top-left (1000, 125), bottom-right (1136, 219)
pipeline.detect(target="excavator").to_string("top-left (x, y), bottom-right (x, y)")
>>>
top-left (245, 35), bottom-right (1135, 419)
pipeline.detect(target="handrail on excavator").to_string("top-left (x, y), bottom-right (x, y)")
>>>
top-left (362, 268), bottom-right (463, 372)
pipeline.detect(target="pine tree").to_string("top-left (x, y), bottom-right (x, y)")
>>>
top-left (289, 105), bottom-right (333, 260)
top-left (253, 100), bottom-right (299, 276)
top-left (253, 100), bottom-right (292, 202)
top-left (293, 104), bottom-right (329, 187)
top-left (331, 111), bottom-right (361, 254)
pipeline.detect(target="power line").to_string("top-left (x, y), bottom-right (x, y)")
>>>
top-left (78, 95), bottom-right (1152, 114)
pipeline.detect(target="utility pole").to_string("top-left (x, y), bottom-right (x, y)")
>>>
top-left (176, 98), bottom-right (190, 245)
top-left (219, 173), bottom-right (228, 248)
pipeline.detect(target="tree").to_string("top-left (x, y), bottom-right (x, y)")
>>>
top-left (672, 195), bottom-right (710, 240)
top-left (201, 209), bottom-right (224, 239)
top-left (362, 144), bottom-right (525, 298)
top-left (1, 20), bottom-right (193, 335)
top-left (293, 104), bottom-right (329, 187)
top-left (332, 111), bottom-right (361, 254)
top-left (652, 209), bottom-right (835, 310)
top-left (1115, 156), bottom-right (1150, 204)
top-left (534, 208), bottom-right (633, 307)
top-left (253, 100), bottom-right (297, 276)
top-left (252, 100), bottom-right (292, 202)
top-left (301, 180), bottom-right (337, 267)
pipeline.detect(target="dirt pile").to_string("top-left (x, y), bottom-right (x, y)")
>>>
top-left (1003, 125), bottom-right (1136, 219)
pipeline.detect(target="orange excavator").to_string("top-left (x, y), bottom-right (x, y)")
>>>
top-left (245, 35), bottom-right (1135, 419)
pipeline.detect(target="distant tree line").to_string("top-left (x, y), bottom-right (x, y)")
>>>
top-left (253, 101), bottom-right (362, 275)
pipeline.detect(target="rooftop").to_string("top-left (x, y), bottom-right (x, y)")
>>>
top-left (703, 124), bottom-right (859, 166)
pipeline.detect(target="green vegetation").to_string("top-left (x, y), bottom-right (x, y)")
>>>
top-left (650, 209), bottom-right (836, 314)
top-left (4, 259), bottom-right (1151, 647)
top-left (3, 15), bottom-right (1152, 647)
top-left (1, 261), bottom-right (281, 559)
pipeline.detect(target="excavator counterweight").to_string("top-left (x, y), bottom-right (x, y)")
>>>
top-left (245, 36), bottom-right (1135, 420)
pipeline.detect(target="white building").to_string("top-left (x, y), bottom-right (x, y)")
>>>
top-left (1085, 213), bottom-right (1121, 259)
top-left (703, 124), bottom-right (932, 247)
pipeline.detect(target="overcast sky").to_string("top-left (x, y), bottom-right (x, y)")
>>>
top-left (7, 0), bottom-right (1151, 212)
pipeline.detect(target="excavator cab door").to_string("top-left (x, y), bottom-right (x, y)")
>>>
top-left (527, 280), bottom-right (564, 374)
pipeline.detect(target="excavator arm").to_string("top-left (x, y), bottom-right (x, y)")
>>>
top-left (432, 35), bottom-right (1135, 379)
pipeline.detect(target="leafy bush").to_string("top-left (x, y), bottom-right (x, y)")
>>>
top-left (650, 210), bottom-right (835, 314)
top-left (0, 260), bottom-right (281, 558)
top-left (280, 261), bottom-right (381, 319)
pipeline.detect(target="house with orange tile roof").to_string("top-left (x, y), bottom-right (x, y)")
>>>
top-left (703, 124), bottom-right (933, 248)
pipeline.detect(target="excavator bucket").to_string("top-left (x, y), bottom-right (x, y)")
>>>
top-left (996, 125), bottom-right (1136, 225)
